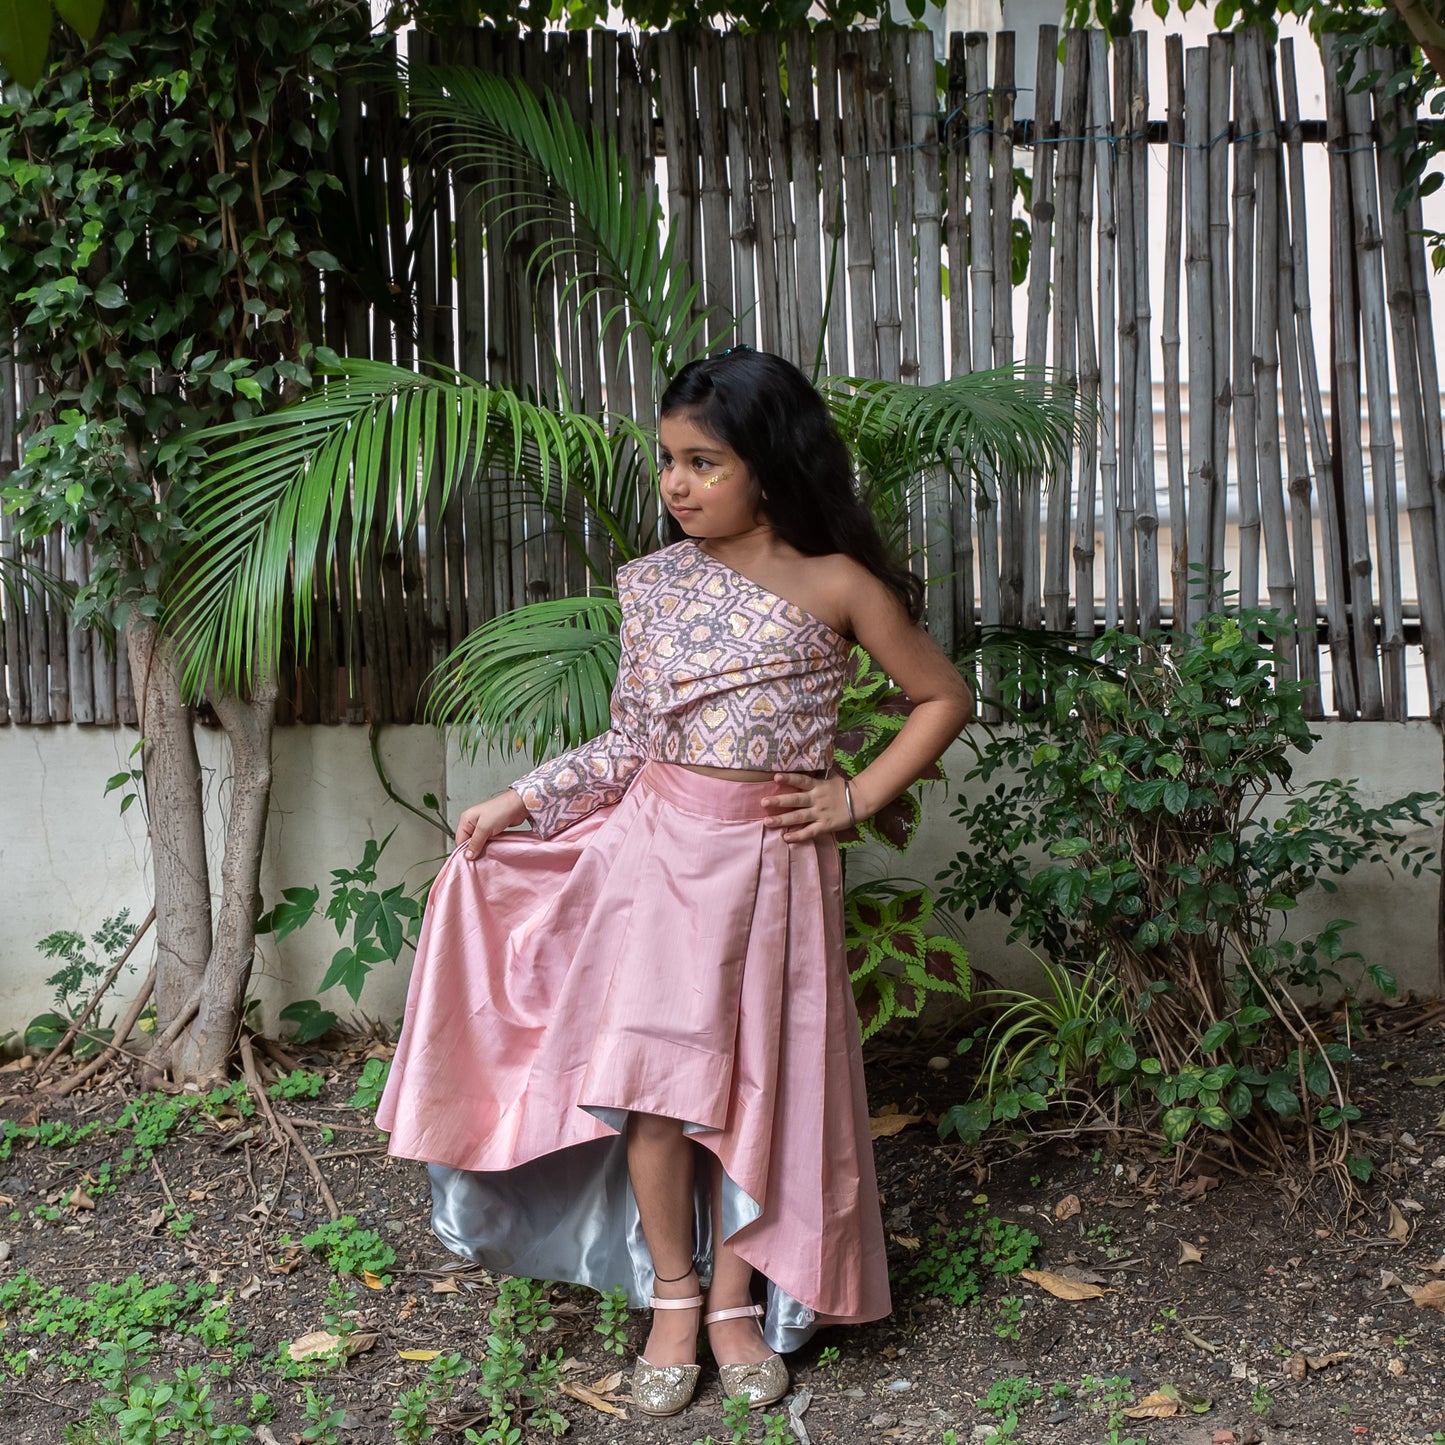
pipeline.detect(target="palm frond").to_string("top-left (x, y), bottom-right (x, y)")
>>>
top-left (822, 367), bottom-right (1088, 488)
top-left (426, 593), bottom-right (622, 763)
top-left (409, 68), bottom-right (725, 384)
top-left (0, 554), bottom-right (79, 617)
top-left (167, 357), bottom-right (635, 697)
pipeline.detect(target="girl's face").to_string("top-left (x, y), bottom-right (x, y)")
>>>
top-left (658, 412), bottom-right (764, 540)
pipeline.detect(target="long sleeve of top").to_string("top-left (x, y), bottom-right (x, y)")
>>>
top-left (509, 568), bottom-right (648, 839)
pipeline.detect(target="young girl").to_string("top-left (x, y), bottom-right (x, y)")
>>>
top-left (377, 348), bottom-right (974, 1418)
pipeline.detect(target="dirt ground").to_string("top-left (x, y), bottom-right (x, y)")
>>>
top-left (1, 1005), bottom-right (1442, 1445)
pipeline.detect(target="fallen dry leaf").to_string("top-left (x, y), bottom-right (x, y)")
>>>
top-left (1054, 1193), bottom-right (1081, 1221)
top-left (562, 1379), bottom-right (627, 1417)
top-left (268, 1250), bottom-right (302, 1275)
top-left (361, 1270), bottom-right (387, 1290)
top-left (1122, 1391), bottom-right (1179, 1420)
top-left (1305, 1351), bottom-right (1348, 1370)
top-left (1406, 1279), bottom-right (1445, 1311)
top-left (345, 1331), bottom-right (379, 1356)
top-left (398, 1349), bottom-right (441, 1361)
top-left (67, 1188), bottom-right (95, 1211)
top-left (0, 1056), bottom-right (34, 1073)
top-left (889, 1233), bottom-right (921, 1250)
top-left (1408, 1074), bottom-right (1445, 1087)
top-left (1287, 1351), bottom-right (1309, 1382)
top-left (868, 1111), bottom-right (920, 1140)
top-left (1177, 1173), bottom-right (1220, 1202)
top-left (589, 1370), bottom-right (625, 1395)
top-left (1178, 1239), bottom-right (1204, 1265)
top-left (1019, 1268), bottom-right (1106, 1300)
top-left (239, 1275), bottom-right (262, 1301)
top-left (1388, 1357), bottom-right (1407, 1377)
top-left (1424, 1256), bottom-right (1445, 1275)
top-left (431, 1277), bottom-right (460, 1294)
top-left (1387, 1204), bottom-right (1411, 1243)
top-left (1380, 1268), bottom-right (1404, 1292)
top-left (288, 1330), bottom-right (344, 1362)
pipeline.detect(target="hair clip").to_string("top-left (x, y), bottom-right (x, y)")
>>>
top-left (709, 343), bottom-right (754, 359)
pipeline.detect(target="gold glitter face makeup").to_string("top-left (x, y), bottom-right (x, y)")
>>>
top-left (702, 466), bottom-right (734, 490)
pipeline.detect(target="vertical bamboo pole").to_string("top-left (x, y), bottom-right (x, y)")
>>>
top-left (1282, 40), bottom-right (1348, 713)
top-left (891, 27), bottom-right (920, 389)
top-left (0, 358), bottom-right (22, 724)
top-left (1184, 46), bottom-right (1214, 631)
top-left (993, 32), bottom-right (1022, 628)
top-left (965, 32), bottom-right (1000, 646)
top-left (1022, 26), bottom-right (1059, 630)
top-left (1045, 30), bottom-right (1087, 634)
top-left (865, 31), bottom-right (902, 382)
top-left (722, 33), bottom-right (758, 351)
top-left (656, 30), bottom-right (702, 338)
top-left (696, 29), bottom-right (734, 342)
top-left (1244, 34), bottom-right (1295, 644)
top-left (1324, 38), bottom-right (1385, 717)
top-left (1088, 29), bottom-right (1118, 632)
top-left (765, 34), bottom-right (801, 365)
top-left (839, 37), bottom-right (876, 376)
top-left (1074, 99), bottom-right (1101, 642)
top-left (1231, 31), bottom-right (1261, 616)
top-left (816, 30), bottom-right (851, 379)
top-left (1344, 61), bottom-right (1406, 716)
top-left (911, 27), bottom-right (951, 651)
top-left (786, 28), bottom-right (824, 377)
top-left (1114, 36), bottom-right (1137, 634)
top-left (1403, 180), bottom-right (1445, 708)
top-left (1130, 33), bottom-right (1160, 634)
top-left (743, 37), bottom-right (782, 356)
top-left (1162, 37), bottom-right (1188, 627)
top-left (1207, 35), bottom-right (1233, 613)
top-left (1376, 46), bottom-right (1445, 716)
top-left (946, 32), bottom-right (975, 646)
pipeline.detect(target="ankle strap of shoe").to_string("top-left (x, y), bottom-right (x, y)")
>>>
top-left (703, 1303), bottom-right (765, 1324)
top-left (649, 1293), bottom-right (705, 1309)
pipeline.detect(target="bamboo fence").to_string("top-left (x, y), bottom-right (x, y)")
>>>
top-left (2, 25), bottom-right (1443, 726)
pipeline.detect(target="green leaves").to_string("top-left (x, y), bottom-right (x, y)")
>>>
top-left (426, 595), bottom-right (623, 765)
top-left (0, 0), bottom-right (55, 91)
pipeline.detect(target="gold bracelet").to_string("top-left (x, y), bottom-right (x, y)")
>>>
top-left (843, 777), bottom-right (857, 827)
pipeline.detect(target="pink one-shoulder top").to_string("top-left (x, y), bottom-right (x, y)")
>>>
top-left (510, 540), bottom-right (853, 838)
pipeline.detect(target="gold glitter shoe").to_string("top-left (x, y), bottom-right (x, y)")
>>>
top-left (631, 1293), bottom-right (703, 1417)
top-left (706, 1303), bottom-right (790, 1410)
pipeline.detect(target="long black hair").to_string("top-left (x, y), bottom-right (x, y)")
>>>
top-left (658, 349), bottom-right (925, 621)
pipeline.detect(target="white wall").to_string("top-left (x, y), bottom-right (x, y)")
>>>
top-left (0, 720), bottom-right (1439, 1046)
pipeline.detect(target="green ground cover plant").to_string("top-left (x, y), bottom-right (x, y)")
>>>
top-left (902, 1205), bottom-right (1040, 1307)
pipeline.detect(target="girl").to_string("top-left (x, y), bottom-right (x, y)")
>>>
top-left (377, 348), bottom-right (974, 1418)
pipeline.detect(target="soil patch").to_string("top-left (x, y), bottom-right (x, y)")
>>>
top-left (1, 1011), bottom-right (1442, 1445)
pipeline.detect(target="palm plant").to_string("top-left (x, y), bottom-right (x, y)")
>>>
top-left (170, 69), bottom-right (1083, 784)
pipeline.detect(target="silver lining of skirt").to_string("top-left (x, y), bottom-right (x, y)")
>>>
top-left (428, 1128), bottom-right (820, 1355)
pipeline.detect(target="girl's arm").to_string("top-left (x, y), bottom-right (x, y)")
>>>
top-left (762, 564), bottom-right (973, 844)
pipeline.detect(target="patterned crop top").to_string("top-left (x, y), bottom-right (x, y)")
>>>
top-left (511, 540), bottom-right (853, 838)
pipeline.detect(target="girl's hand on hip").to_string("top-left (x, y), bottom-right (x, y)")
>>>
top-left (456, 789), bottom-right (529, 859)
top-left (761, 772), bottom-right (853, 842)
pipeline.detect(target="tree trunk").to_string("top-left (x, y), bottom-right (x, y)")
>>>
top-left (170, 667), bottom-right (280, 1085)
top-left (128, 615), bottom-right (213, 1056)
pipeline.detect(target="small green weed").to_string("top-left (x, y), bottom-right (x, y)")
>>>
top-left (903, 1207), bottom-right (1040, 1306)
top-left (299, 1387), bottom-right (347, 1444)
top-left (722, 1394), bottom-right (752, 1445)
top-left (760, 1413), bottom-right (796, 1444)
top-left (392, 1352), bottom-right (470, 1442)
top-left (347, 1056), bottom-right (392, 1110)
top-left (268, 1069), bottom-right (326, 1100)
top-left (977, 1376), bottom-right (1041, 1415)
top-left (992, 1294), bottom-right (1024, 1340)
top-left (816, 1343), bottom-right (841, 1374)
top-left (297, 1216), bottom-right (396, 1284)
top-left (1251, 1383), bottom-right (1273, 1415)
top-left (594, 1285), bottom-right (630, 1355)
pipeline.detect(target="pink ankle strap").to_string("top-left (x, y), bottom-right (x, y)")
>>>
top-left (649, 1294), bottom-right (704, 1310)
top-left (703, 1303), bottom-right (765, 1324)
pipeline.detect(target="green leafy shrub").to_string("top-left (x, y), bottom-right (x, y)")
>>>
top-left (297, 1216), bottom-right (396, 1284)
top-left (24, 911), bottom-right (138, 1059)
top-left (938, 610), bottom-right (1441, 1169)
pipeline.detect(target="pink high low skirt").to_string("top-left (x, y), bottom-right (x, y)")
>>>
top-left (377, 761), bottom-right (892, 1349)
